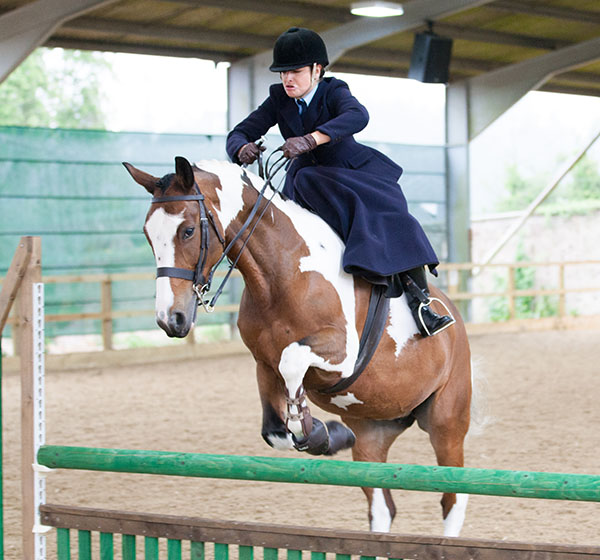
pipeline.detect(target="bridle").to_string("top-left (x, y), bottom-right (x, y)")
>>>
top-left (150, 151), bottom-right (287, 313)
top-left (151, 184), bottom-right (225, 312)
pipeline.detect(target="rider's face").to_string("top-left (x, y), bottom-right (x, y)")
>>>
top-left (280, 65), bottom-right (321, 99)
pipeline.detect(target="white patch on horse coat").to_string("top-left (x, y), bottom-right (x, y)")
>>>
top-left (386, 294), bottom-right (419, 356)
top-left (370, 488), bottom-right (392, 532)
top-left (195, 160), bottom-right (248, 231)
top-left (443, 493), bottom-right (469, 537)
top-left (279, 342), bottom-right (330, 437)
top-left (145, 207), bottom-right (185, 319)
top-left (265, 433), bottom-right (295, 450)
top-left (329, 392), bottom-right (364, 411)
top-left (198, 161), bottom-right (360, 380)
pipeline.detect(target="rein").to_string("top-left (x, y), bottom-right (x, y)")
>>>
top-left (151, 151), bottom-right (287, 312)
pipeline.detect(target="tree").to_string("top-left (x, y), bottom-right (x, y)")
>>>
top-left (561, 155), bottom-right (600, 201)
top-left (0, 48), bottom-right (111, 129)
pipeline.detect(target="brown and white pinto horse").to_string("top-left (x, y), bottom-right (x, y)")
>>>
top-left (124, 156), bottom-right (472, 536)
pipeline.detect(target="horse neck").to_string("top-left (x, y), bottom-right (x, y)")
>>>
top-left (208, 164), bottom-right (299, 299)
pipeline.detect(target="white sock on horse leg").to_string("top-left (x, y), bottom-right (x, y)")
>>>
top-left (370, 488), bottom-right (392, 532)
top-left (443, 493), bottom-right (469, 537)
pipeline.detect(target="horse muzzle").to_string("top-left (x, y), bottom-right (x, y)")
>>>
top-left (157, 309), bottom-right (194, 338)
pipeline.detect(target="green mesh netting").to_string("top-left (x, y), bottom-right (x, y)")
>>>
top-left (0, 126), bottom-right (447, 338)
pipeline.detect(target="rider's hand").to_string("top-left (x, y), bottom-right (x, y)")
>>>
top-left (238, 142), bottom-right (266, 165)
top-left (281, 134), bottom-right (317, 159)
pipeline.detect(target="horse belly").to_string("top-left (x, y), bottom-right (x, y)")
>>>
top-left (308, 335), bottom-right (450, 421)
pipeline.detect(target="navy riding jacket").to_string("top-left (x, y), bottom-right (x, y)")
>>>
top-left (226, 77), bottom-right (439, 279)
top-left (226, 77), bottom-right (403, 197)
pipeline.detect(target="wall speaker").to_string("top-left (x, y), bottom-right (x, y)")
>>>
top-left (408, 32), bottom-right (453, 84)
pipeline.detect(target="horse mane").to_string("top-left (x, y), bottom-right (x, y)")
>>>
top-left (156, 173), bottom-right (175, 194)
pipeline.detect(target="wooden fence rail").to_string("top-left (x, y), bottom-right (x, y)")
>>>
top-left (1, 260), bottom-right (599, 352)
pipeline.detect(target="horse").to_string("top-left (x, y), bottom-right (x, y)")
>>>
top-left (124, 155), bottom-right (472, 536)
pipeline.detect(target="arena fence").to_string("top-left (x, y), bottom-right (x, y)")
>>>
top-left (3, 237), bottom-right (600, 560)
top-left (34, 447), bottom-right (600, 560)
top-left (3, 260), bottom-right (600, 357)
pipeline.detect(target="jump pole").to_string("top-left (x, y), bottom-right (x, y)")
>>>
top-left (37, 446), bottom-right (600, 503)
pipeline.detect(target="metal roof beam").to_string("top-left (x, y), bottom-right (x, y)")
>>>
top-left (45, 37), bottom-right (237, 62)
top-left (0, 0), bottom-right (118, 84)
top-left (66, 17), bottom-right (274, 49)
top-left (161, 0), bottom-right (354, 23)
top-left (492, 0), bottom-right (600, 25)
top-left (468, 35), bottom-right (600, 138)
top-left (63, 16), bottom-right (569, 56)
top-left (322, 0), bottom-right (496, 63)
top-left (432, 22), bottom-right (571, 50)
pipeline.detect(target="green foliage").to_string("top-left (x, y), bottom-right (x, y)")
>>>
top-left (497, 156), bottom-right (600, 215)
top-left (496, 165), bottom-right (543, 212)
top-left (488, 242), bottom-right (559, 322)
top-left (549, 155), bottom-right (600, 202)
top-left (0, 48), bottom-right (110, 129)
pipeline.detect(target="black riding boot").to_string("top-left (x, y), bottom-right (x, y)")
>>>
top-left (400, 267), bottom-right (455, 337)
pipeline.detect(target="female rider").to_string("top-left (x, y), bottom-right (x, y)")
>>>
top-left (226, 27), bottom-right (454, 337)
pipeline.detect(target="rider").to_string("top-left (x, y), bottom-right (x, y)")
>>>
top-left (226, 27), bottom-right (454, 337)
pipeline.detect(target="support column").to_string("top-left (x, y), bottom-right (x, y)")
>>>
top-left (445, 81), bottom-right (471, 265)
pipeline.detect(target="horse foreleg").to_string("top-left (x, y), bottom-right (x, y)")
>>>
top-left (278, 342), bottom-right (354, 456)
top-left (344, 417), bottom-right (413, 532)
top-left (256, 360), bottom-right (294, 450)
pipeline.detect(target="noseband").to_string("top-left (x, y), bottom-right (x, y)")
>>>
top-left (151, 183), bottom-right (225, 311)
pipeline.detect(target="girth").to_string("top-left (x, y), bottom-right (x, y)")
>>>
top-left (320, 284), bottom-right (389, 395)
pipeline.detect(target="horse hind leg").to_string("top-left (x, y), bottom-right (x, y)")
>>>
top-left (345, 417), bottom-right (414, 532)
top-left (414, 373), bottom-right (472, 537)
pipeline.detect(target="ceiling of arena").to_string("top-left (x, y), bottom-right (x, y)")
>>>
top-left (2, 0), bottom-right (600, 97)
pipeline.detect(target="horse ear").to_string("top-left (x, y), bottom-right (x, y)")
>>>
top-left (122, 162), bottom-right (159, 195)
top-left (175, 156), bottom-right (195, 191)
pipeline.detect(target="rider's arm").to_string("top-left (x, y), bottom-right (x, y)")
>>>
top-left (313, 83), bottom-right (369, 144)
top-left (226, 90), bottom-right (278, 164)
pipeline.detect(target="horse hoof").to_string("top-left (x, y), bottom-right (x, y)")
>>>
top-left (324, 420), bottom-right (356, 455)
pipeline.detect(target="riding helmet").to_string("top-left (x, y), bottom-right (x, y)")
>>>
top-left (269, 27), bottom-right (329, 72)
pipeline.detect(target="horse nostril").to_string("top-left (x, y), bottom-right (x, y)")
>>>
top-left (174, 312), bottom-right (186, 328)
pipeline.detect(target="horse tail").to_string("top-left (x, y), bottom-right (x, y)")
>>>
top-left (467, 357), bottom-right (490, 438)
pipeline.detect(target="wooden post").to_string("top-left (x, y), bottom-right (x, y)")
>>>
top-left (19, 237), bottom-right (42, 560)
top-left (508, 265), bottom-right (516, 320)
top-left (558, 264), bottom-right (566, 319)
top-left (101, 279), bottom-right (113, 351)
top-left (0, 237), bottom-right (37, 560)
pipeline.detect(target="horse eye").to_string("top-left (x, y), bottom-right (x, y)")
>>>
top-left (183, 227), bottom-right (195, 240)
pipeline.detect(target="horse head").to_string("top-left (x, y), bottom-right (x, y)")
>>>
top-left (124, 156), bottom-right (225, 338)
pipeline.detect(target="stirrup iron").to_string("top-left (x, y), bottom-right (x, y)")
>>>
top-left (418, 297), bottom-right (456, 337)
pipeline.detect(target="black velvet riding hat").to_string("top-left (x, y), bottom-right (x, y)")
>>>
top-left (269, 27), bottom-right (329, 72)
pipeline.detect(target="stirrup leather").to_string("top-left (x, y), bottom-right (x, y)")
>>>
top-left (418, 297), bottom-right (456, 337)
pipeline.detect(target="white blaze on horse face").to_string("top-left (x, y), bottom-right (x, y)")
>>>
top-left (145, 207), bottom-right (185, 320)
top-left (370, 488), bottom-right (393, 532)
top-left (329, 392), bottom-right (364, 411)
top-left (386, 294), bottom-right (419, 356)
top-left (443, 493), bottom-right (469, 537)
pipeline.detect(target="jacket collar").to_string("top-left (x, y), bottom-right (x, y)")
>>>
top-left (281, 81), bottom-right (325, 136)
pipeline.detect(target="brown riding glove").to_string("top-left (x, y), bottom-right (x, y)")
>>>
top-left (281, 134), bottom-right (317, 159)
top-left (238, 142), bottom-right (266, 165)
